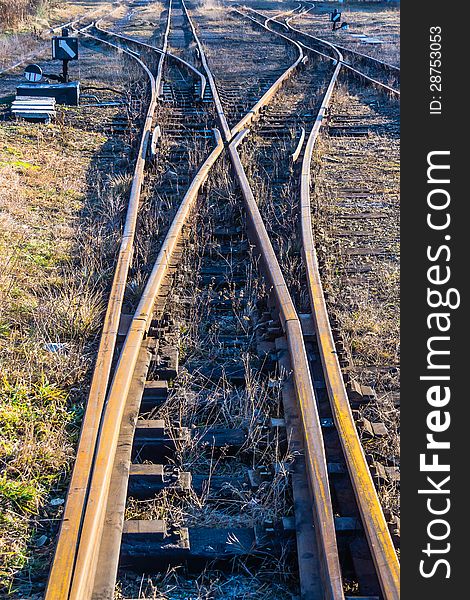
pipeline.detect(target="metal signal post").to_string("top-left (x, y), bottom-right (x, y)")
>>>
top-left (52, 27), bottom-right (78, 82)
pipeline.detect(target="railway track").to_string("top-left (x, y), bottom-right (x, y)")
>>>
top-left (239, 4), bottom-right (399, 95)
top-left (286, 4), bottom-right (400, 91)
top-left (44, 0), bottom-right (400, 598)
top-left (190, 2), bottom-right (399, 597)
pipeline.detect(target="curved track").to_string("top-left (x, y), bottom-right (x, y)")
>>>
top-left (240, 4), bottom-right (399, 96)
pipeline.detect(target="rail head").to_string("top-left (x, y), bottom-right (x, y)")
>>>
top-left (66, 129), bottom-right (224, 599)
top-left (44, 7), bottom-right (167, 599)
top-left (298, 33), bottom-right (400, 600)
top-left (182, 3), bottom-right (344, 596)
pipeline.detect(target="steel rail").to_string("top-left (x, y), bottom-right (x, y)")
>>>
top-left (284, 18), bottom-right (400, 95)
top-left (45, 1), bottom-right (399, 597)
top-left (67, 128), bottom-right (224, 600)
top-left (332, 41), bottom-right (400, 72)
top-left (44, 5), bottom-right (167, 597)
top-left (298, 37), bottom-right (401, 600)
top-left (242, 6), bottom-right (399, 95)
top-left (68, 7), bottom-right (173, 596)
top-left (48, 4), bottom-right (112, 34)
top-left (182, 2), bottom-right (344, 598)
top-left (183, 2), bottom-right (305, 139)
top-left (230, 9), bottom-right (307, 136)
top-left (244, 7), bottom-right (339, 65)
top-left (180, 0), bottom-right (231, 139)
top-left (292, 2), bottom-right (400, 73)
top-left (262, 4), bottom-right (302, 30)
top-left (93, 22), bottom-right (207, 99)
top-left (236, 4), bottom-right (401, 597)
top-left (246, 2), bottom-right (401, 597)
top-left (283, 16), bottom-right (400, 95)
top-left (192, 3), bottom-right (400, 598)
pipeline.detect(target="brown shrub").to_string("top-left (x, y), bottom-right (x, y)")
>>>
top-left (0, 0), bottom-right (53, 30)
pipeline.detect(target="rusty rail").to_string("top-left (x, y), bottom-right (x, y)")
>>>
top-left (93, 22), bottom-right (207, 100)
top-left (45, 1), bottom-right (400, 597)
top-left (182, 2), bottom-right (345, 598)
top-left (67, 129), bottom-right (224, 600)
top-left (245, 3), bottom-right (401, 597)
top-left (294, 17), bottom-right (400, 72)
top-left (284, 16), bottom-right (400, 95)
top-left (297, 35), bottom-right (401, 600)
top-left (44, 5), bottom-right (168, 598)
top-left (45, 3), bottom-right (226, 597)
top-left (230, 9), bottom-right (306, 136)
top-left (193, 3), bottom-right (400, 598)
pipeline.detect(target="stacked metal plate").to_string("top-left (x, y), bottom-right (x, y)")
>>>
top-left (11, 95), bottom-right (56, 123)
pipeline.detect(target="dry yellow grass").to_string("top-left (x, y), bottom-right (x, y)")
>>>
top-left (0, 111), bottom-right (131, 594)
